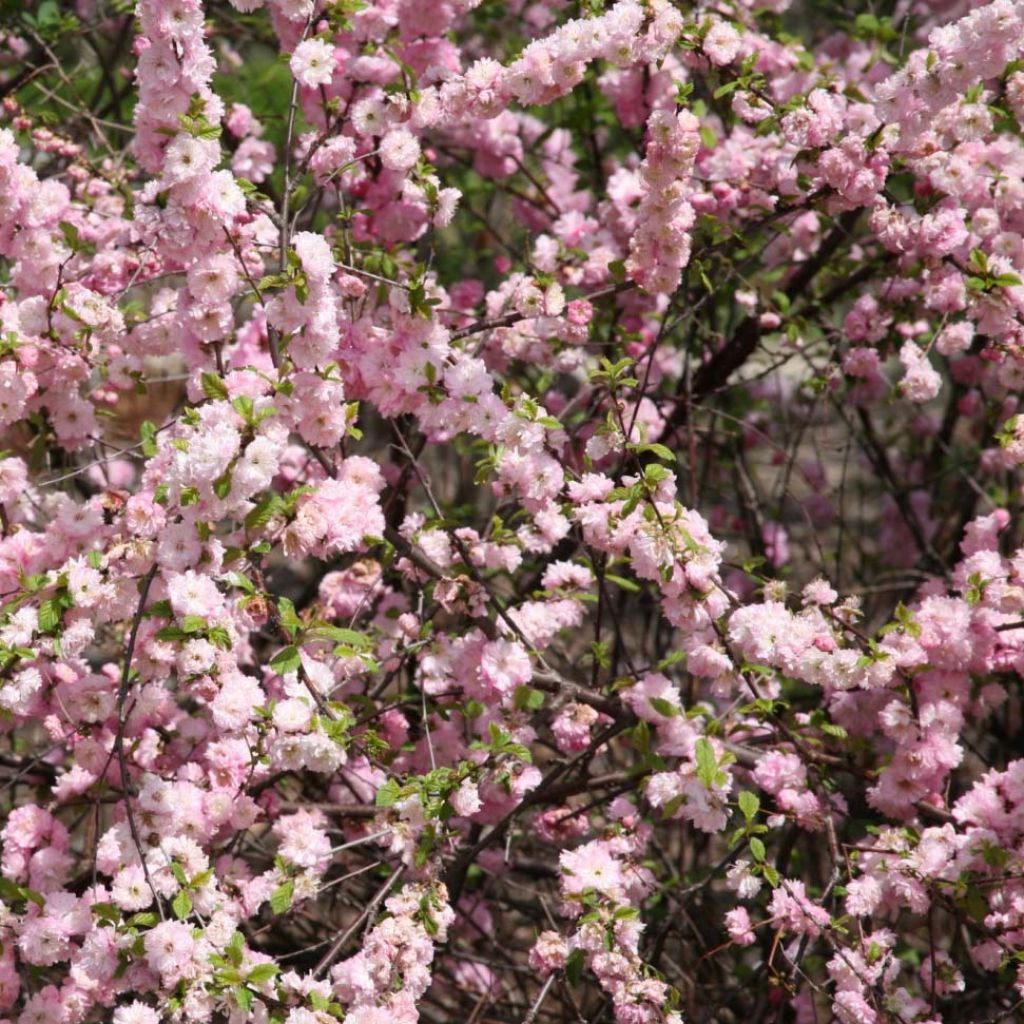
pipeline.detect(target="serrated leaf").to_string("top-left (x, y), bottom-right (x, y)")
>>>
top-left (246, 963), bottom-right (279, 986)
top-left (375, 779), bottom-right (402, 807)
top-left (201, 372), bottom-right (228, 401)
top-left (306, 625), bottom-right (373, 650)
top-left (269, 879), bottom-right (294, 915)
top-left (738, 790), bottom-right (760, 823)
top-left (226, 572), bottom-right (255, 595)
top-left (232, 395), bottom-right (254, 421)
top-left (172, 889), bottom-right (192, 920)
top-left (694, 737), bottom-right (718, 788)
top-left (270, 645), bottom-right (301, 675)
top-left (245, 495), bottom-right (284, 532)
top-left (277, 596), bottom-right (302, 637)
top-left (37, 598), bottom-right (61, 633)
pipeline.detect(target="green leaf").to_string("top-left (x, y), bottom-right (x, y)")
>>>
top-left (201, 372), bottom-right (228, 401)
top-left (963, 885), bottom-right (988, 923)
top-left (207, 627), bottom-right (232, 650)
top-left (738, 790), bottom-right (760, 824)
top-left (694, 737), bottom-right (718, 788)
top-left (232, 395), bottom-right (255, 422)
top-left (246, 963), bottom-right (279, 986)
top-left (820, 720), bottom-right (847, 739)
top-left (245, 494), bottom-right (284, 532)
top-left (649, 696), bottom-right (679, 718)
top-left (636, 442), bottom-right (676, 462)
top-left (172, 889), bottom-right (193, 920)
top-left (749, 836), bottom-right (766, 862)
top-left (226, 572), bottom-right (256, 595)
top-left (257, 273), bottom-right (291, 292)
top-left (226, 931), bottom-right (244, 967)
top-left (270, 645), bottom-right (301, 675)
top-left (277, 597), bottom-right (302, 637)
top-left (513, 685), bottom-right (546, 712)
top-left (59, 220), bottom-right (96, 255)
top-left (0, 878), bottom-right (45, 907)
top-left (375, 779), bottom-right (402, 808)
top-left (37, 598), bottom-right (62, 633)
top-left (269, 879), bottom-right (294, 915)
top-left (139, 420), bottom-right (159, 457)
top-left (306, 625), bottom-right (374, 650)
top-left (565, 947), bottom-right (586, 985)
top-left (606, 573), bottom-right (641, 593)
top-left (632, 719), bottom-right (651, 754)
top-left (213, 471), bottom-right (233, 500)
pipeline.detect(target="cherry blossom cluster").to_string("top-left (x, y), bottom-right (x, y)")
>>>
top-left (1, 0), bottom-right (1024, 1022)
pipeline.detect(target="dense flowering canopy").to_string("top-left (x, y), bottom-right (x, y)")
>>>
top-left (2, 0), bottom-right (1024, 1022)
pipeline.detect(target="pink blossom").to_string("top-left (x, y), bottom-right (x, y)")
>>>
top-left (143, 920), bottom-right (195, 978)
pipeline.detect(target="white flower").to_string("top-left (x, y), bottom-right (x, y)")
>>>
top-left (290, 39), bottom-right (336, 89)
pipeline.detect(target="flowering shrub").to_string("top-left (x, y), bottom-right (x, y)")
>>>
top-left (2, 0), bottom-right (1024, 1021)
